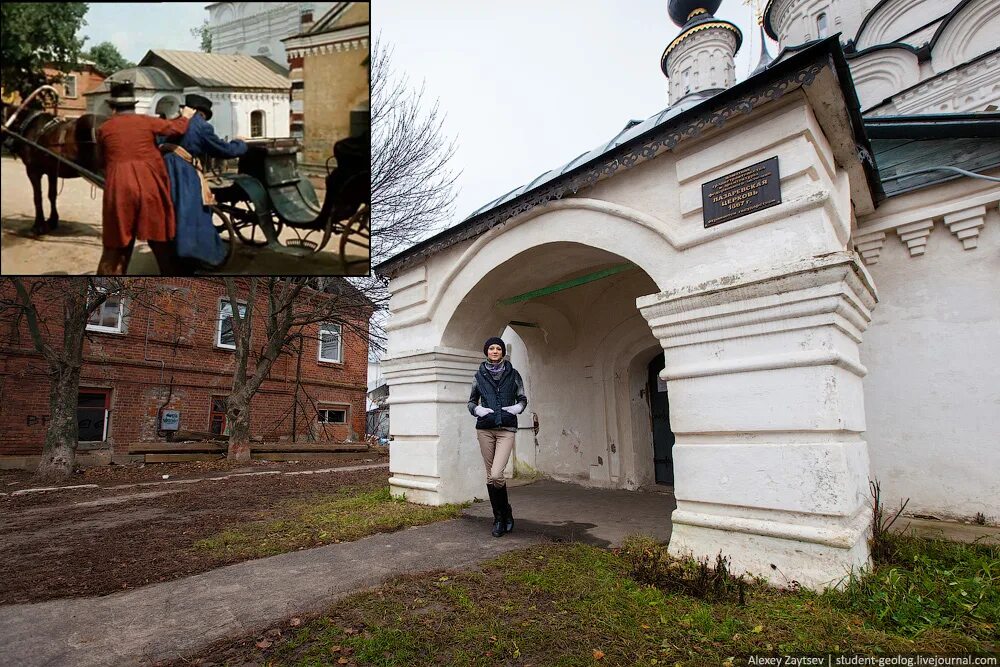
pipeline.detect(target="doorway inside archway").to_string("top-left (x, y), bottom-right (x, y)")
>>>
top-left (439, 241), bottom-right (663, 491)
top-left (646, 354), bottom-right (674, 486)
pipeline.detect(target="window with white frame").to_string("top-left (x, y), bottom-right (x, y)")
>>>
top-left (64, 75), bottom-right (77, 98)
top-left (87, 292), bottom-right (124, 334)
top-left (217, 299), bottom-right (248, 349)
top-left (318, 323), bottom-right (342, 363)
top-left (317, 406), bottom-right (347, 424)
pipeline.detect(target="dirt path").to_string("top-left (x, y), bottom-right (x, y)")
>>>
top-left (0, 156), bottom-right (369, 275)
top-left (0, 453), bottom-right (388, 493)
top-left (0, 463), bottom-right (389, 604)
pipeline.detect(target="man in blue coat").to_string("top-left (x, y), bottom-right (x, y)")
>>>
top-left (161, 94), bottom-right (248, 269)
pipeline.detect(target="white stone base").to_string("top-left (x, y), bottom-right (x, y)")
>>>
top-left (668, 507), bottom-right (870, 589)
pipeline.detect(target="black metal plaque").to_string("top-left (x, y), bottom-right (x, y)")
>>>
top-left (702, 156), bottom-right (781, 228)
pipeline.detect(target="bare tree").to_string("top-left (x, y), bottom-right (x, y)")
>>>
top-left (371, 36), bottom-right (460, 264)
top-left (0, 278), bottom-right (156, 480)
top-left (221, 277), bottom-right (381, 462)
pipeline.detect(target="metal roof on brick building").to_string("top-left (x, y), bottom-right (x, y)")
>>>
top-left (138, 50), bottom-right (291, 90)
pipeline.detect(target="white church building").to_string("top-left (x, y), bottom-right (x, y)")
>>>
top-left (84, 50), bottom-right (291, 140)
top-left (375, 0), bottom-right (999, 589)
top-left (206, 2), bottom-right (341, 67)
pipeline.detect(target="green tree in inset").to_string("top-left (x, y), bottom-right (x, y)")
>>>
top-left (190, 19), bottom-right (212, 53)
top-left (85, 41), bottom-right (135, 76)
top-left (0, 2), bottom-right (89, 97)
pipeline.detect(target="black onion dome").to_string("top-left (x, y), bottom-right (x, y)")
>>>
top-left (668, 0), bottom-right (722, 26)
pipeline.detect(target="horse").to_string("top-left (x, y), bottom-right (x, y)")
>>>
top-left (2, 100), bottom-right (107, 235)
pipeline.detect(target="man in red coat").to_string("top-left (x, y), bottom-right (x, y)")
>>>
top-left (96, 81), bottom-right (195, 275)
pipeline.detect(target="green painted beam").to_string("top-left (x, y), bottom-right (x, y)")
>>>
top-left (497, 263), bottom-right (637, 306)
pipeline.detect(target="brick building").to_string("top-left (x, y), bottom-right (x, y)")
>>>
top-left (0, 278), bottom-right (372, 469)
top-left (44, 61), bottom-right (107, 118)
top-left (283, 2), bottom-right (369, 174)
top-left (1, 60), bottom-right (106, 119)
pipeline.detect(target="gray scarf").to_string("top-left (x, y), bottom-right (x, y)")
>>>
top-left (484, 359), bottom-right (506, 381)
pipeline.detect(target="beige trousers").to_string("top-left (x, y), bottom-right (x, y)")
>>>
top-left (477, 428), bottom-right (515, 487)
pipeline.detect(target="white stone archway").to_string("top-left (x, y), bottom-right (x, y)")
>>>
top-left (153, 94), bottom-right (181, 119)
top-left (380, 57), bottom-right (882, 588)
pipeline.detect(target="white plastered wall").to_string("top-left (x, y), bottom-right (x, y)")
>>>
top-left (855, 181), bottom-right (1000, 524)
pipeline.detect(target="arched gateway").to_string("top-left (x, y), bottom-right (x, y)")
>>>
top-left (375, 39), bottom-right (882, 589)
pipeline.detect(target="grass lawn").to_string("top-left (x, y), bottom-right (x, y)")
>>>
top-left (194, 484), bottom-right (469, 560)
top-left (173, 532), bottom-right (999, 666)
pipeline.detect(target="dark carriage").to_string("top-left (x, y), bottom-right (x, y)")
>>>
top-left (208, 134), bottom-right (370, 268)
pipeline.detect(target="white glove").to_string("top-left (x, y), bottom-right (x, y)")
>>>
top-left (474, 406), bottom-right (494, 417)
top-left (502, 404), bottom-right (523, 415)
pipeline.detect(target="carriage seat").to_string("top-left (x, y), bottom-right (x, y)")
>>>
top-left (235, 141), bottom-right (321, 225)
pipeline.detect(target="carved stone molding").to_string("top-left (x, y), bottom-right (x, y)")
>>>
top-left (854, 185), bottom-right (999, 262)
top-left (944, 205), bottom-right (987, 250)
top-left (854, 230), bottom-right (886, 265)
top-left (896, 219), bottom-right (934, 256)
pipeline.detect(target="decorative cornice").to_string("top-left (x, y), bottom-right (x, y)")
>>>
top-left (895, 219), bottom-right (934, 256)
top-left (662, 21), bottom-right (741, 63)
top-left (853, 231), bottom-right (886, 264)
top-left (286, 37), bottom-right (369, 59)
top-left (283, 24), bottom-right (369, 51)
top-left (944, 205), bottom-right (987, 250)
top-left (854, 195), bottom-right (998, 264)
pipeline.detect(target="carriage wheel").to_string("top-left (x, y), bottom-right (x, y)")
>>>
top-left (215, 198), bottom-right (283, 247)
top-left (211, 206), bottom-right (238, 267)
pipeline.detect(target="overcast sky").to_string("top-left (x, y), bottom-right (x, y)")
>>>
top-left (374, 0), bottom-right (779, 226)
top-left (78, 2), bottom-right (206, 64)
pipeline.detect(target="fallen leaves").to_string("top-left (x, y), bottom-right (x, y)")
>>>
top-left (593, 648), bottom-right (605, 660)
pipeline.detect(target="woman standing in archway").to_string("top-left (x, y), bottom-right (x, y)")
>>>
top-left (468, 337), bottom-right (528, 538)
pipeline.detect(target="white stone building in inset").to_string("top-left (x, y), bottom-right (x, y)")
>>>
top-left (206, 1), bottom-right (340, 67)
top-left (85, 49), bottom-right (291, 140)
top-left (374, 0), bottom-right (999, 590)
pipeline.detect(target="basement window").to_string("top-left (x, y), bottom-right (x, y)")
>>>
top-left (87, 293), bottom-right (124, 334)
top-left (78, 388), bottom-right (111, 442)
top-left (217, 299), bottom-right (248, 350)
top-left (318, 323), bottom-right (342, 363)
top-left (317, 406), bottom-right (347, 424)
top-left (209, 397), bottom-right (228, 435)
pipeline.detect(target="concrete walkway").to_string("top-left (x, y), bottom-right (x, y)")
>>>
top-left (0, 479), bottom-right (675, 667)
top-left (465, 478), bottom-right (675, 547)
top-left (0, 518), bottom-right (545, 667)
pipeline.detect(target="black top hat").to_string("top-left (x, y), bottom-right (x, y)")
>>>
top-left (183, 93), bottom-right (213, 121)
top-left (108, 80), bottom-right (137, 107)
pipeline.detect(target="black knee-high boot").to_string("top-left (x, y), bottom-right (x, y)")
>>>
top-left (497, 484), bottom-right (513, 534)
top-left (487, 485), bottom-right (505, 537)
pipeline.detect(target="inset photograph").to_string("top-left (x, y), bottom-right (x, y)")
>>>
top-left (1, 1), bottom-right (370, 276)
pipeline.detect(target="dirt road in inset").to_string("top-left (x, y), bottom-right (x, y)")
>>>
top-left (1, 156), bottom-right (369, 275)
